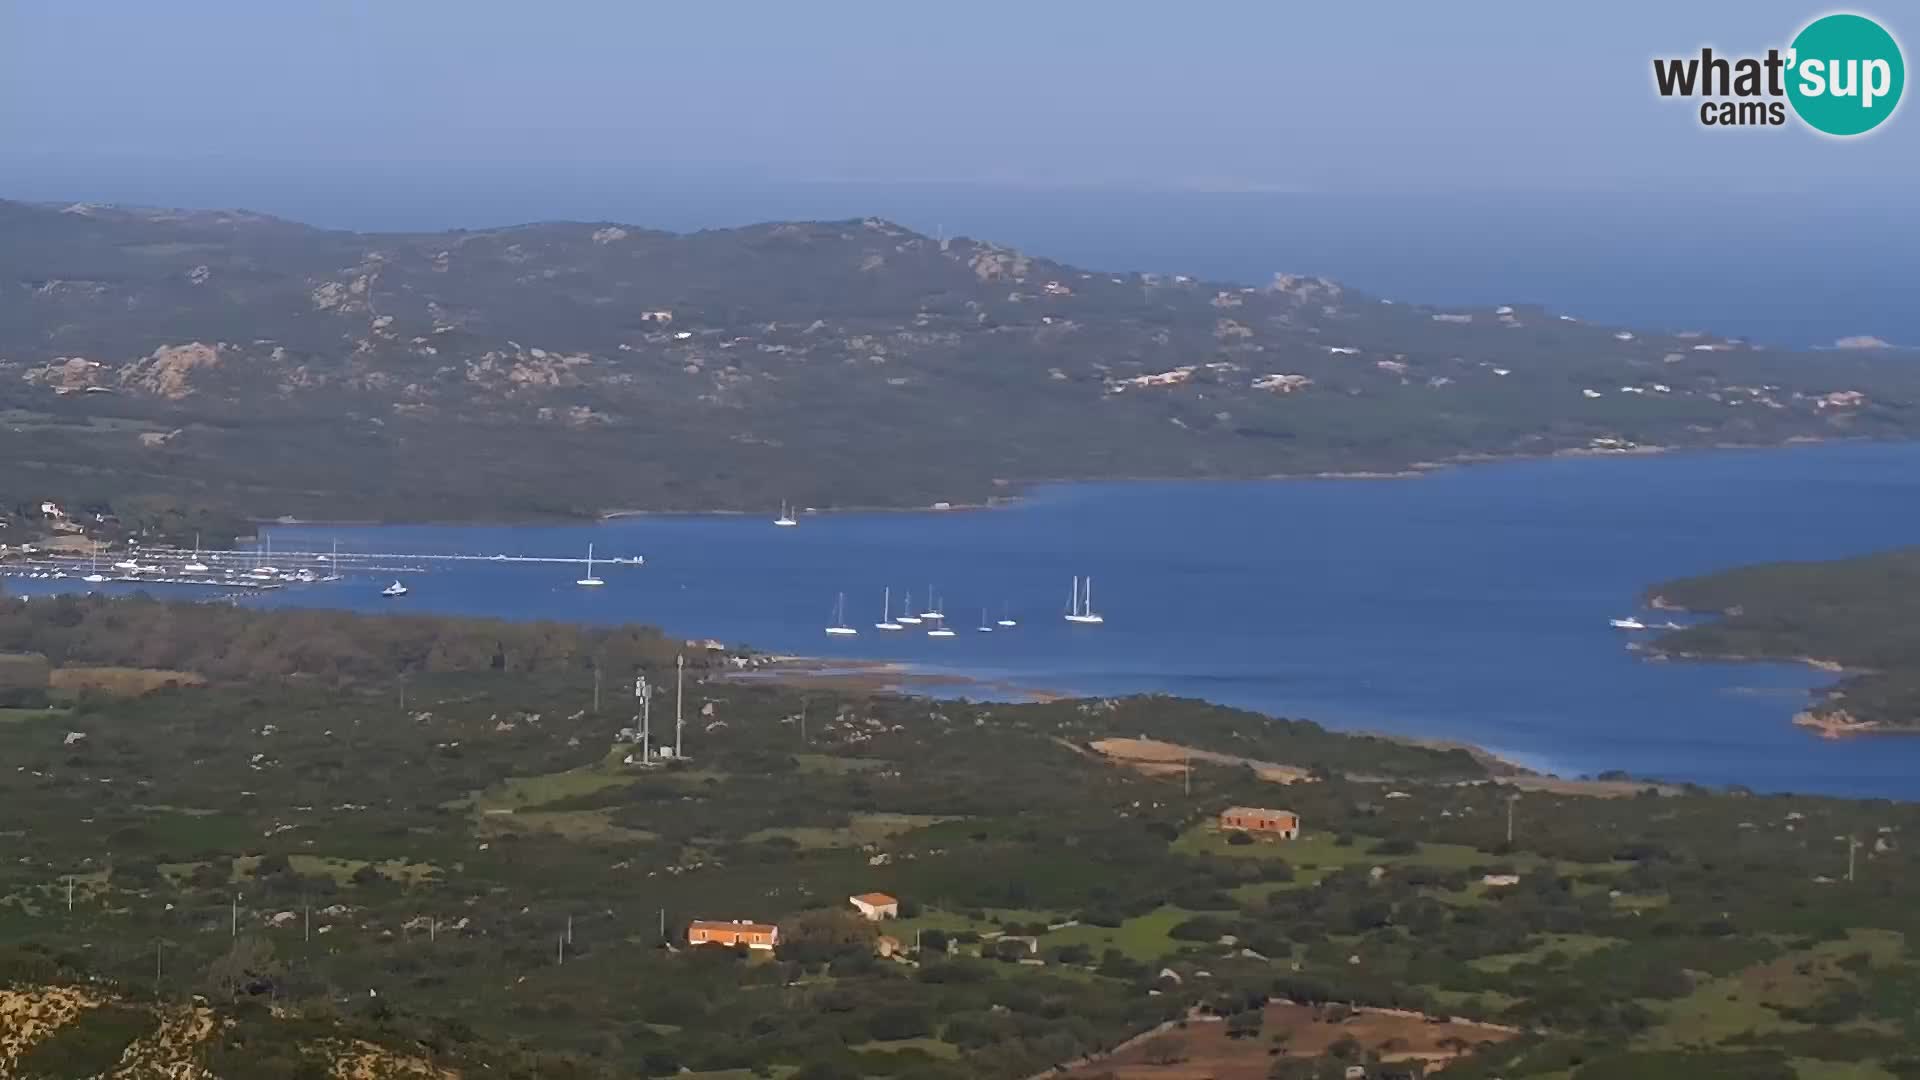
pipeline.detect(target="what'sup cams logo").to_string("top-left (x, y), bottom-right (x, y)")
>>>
top-left (1653, 12), bottom-right (1904, 135)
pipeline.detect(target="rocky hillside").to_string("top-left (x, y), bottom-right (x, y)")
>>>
top-left (0, 983), bottom-right (455, 1079)
top-left (3, 198), bottom-right (1916, 532)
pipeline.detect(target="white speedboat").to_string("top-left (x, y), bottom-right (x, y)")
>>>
top-left (113, 559), bottom-right (139, 571)
top-left (381, 580), bottom-right (409, 598)
top-left (825, 593), bottom-right (858, 636)
top-left (576, 543), bottom-right (605, 587)
top-left (1609, 617), bottom-right (1648, 630)
top-left (1064, 576), bottom-right (1105, 624)
top-left (875, 587), bottom-right (903, 631)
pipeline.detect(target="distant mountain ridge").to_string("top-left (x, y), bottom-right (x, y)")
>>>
top-left (2, 197), bottom-right (1917, 535)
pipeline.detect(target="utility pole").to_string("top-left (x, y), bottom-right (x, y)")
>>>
top-left (1506, 795), bottom-right (1518, 846)
top-left (593, 666), bottom-right (601, 714)
top-left (636, 673), bottom-right (653, 762)
top-left (675, 654), bottom-right (685, 758)
top-left (800, 696), bottom-right (808, 746)
top-left (154, 941), bottom-right (163, 998)
top-left (231, 892), bottom-right (240, 938)
top-left (566, 914), bottom-right (574, 946)
top-left (1848, 835), bottom-right (1860, 882)
top-left (66, 876), bottom-right (73, 913)
top-left (398, 677), bottom-right (406, 714)
top-left (1184, 750), bottom-right (1192, 797)
top-left (557, 932), bottom-right (566, 966)
top-left (429, 918), bottom-right (437, 944)
top-left (304, 897), bottom-right (311, 943)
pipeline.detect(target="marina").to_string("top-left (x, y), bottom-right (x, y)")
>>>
top-left (0, 543), bottom-right (644, 593)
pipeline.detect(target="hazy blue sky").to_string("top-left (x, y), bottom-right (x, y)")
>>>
top-left (2, 0), bottom-right (1911, 197)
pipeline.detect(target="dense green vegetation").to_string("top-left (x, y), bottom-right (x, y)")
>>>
top-left (4, 199), bottom-right (1918, 541)
top-left (5, 598), bottom-right (1920, 1078)
top-left (1649, 547), bottom-right (1920, 733)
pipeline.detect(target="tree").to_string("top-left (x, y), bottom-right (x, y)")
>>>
top-left (1226, 1009), bottom-right (1265, 1039)
top-left (206, 936), bottom-right (283, 1001)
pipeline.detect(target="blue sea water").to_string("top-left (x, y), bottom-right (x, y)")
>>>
top-left (22, 441), bottom-right (1920, 799)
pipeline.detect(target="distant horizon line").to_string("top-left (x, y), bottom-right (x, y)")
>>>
top-left (3, 155), bottom-right (1909, 201)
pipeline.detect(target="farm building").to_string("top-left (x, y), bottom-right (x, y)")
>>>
top-left (1219, 806), bottom-right (1300, 838)
top-left (849, 892), bottom-right (899, 920)
top-left (688, 919), bottom-right (779, 950)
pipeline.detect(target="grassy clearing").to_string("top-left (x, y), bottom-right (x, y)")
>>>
top-left (1470, 933), bottom-right (1624, 973)
top-left (747, 813), bottom-right (954, 849)
top-left (459, 767), bottom-right (642, 813)
top-left (1044, 906), bottom-right (1194, 962)
top-left (794, 753), bottom-right (891, 774)
top-left (49, 667), bottom-right (204, 695)
top-left (1177, 828), bottom-right (1629, 894)
top-left (0, 707), bottom-right (66, 724)
top-left (1640, 929), bottom-right (1905, 1049)
top-left (1176, 828), bottom-right (1492, 874)
top-left (221, 854), bottom-right (442, 887)
top-left (488, 809), bottom-right (658, 844)
top-left (1790, 1061), bottom-right (1898, 1080)
top-left (1424, 986), bottom-right (1522, 1013)
top-left (853, 1037), bottom-right (961, 1059)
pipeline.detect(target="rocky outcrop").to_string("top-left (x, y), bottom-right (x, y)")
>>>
top-left (120, 342), bottom-right (223, 398)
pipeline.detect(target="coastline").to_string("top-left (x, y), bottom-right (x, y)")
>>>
top-left (731, 656), bottom-right (1672, 796)
top-left (1641, 639), bottom-right (1909, 738)
top-left (251, 435), bottom-right (1869, 532)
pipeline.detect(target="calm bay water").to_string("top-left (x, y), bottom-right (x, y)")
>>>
top-left (21, 442), bottom-right (1920, 797)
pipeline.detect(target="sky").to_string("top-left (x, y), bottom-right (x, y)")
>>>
top-left (2, 0), bottom-right (1913, 201)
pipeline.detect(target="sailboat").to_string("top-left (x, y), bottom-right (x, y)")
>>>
top-left (897, 590), bottom-right (923, 626)
top-left (182, 532), bottom-right (209, 574)
top-left (381, 580), bottom-right (409, 598)
top-left (81, 551), bottom-right (107, 584)
top-left (875, 587), bottom-right (903, 631)
top-left (976, 607), bottom-right (994, 633)
top-left (254, 534), bottom-right (279, 576)
top-left (996, 601), bottom-right (1018, 628)
top-left (919, 584), bottom-right (941, 621)
top-left (319, 539), bottom-right (343, 582)
top-left (926, 595), bottom-right (956, 638)
top-left (825, 593), bottom-right (858, 635)
top-left (774, 501), bottom-right (798, 527)
top-left (1065, 576), bottom-right (1105, 624)
top-left (576, 543), bottom-right (605, 587)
